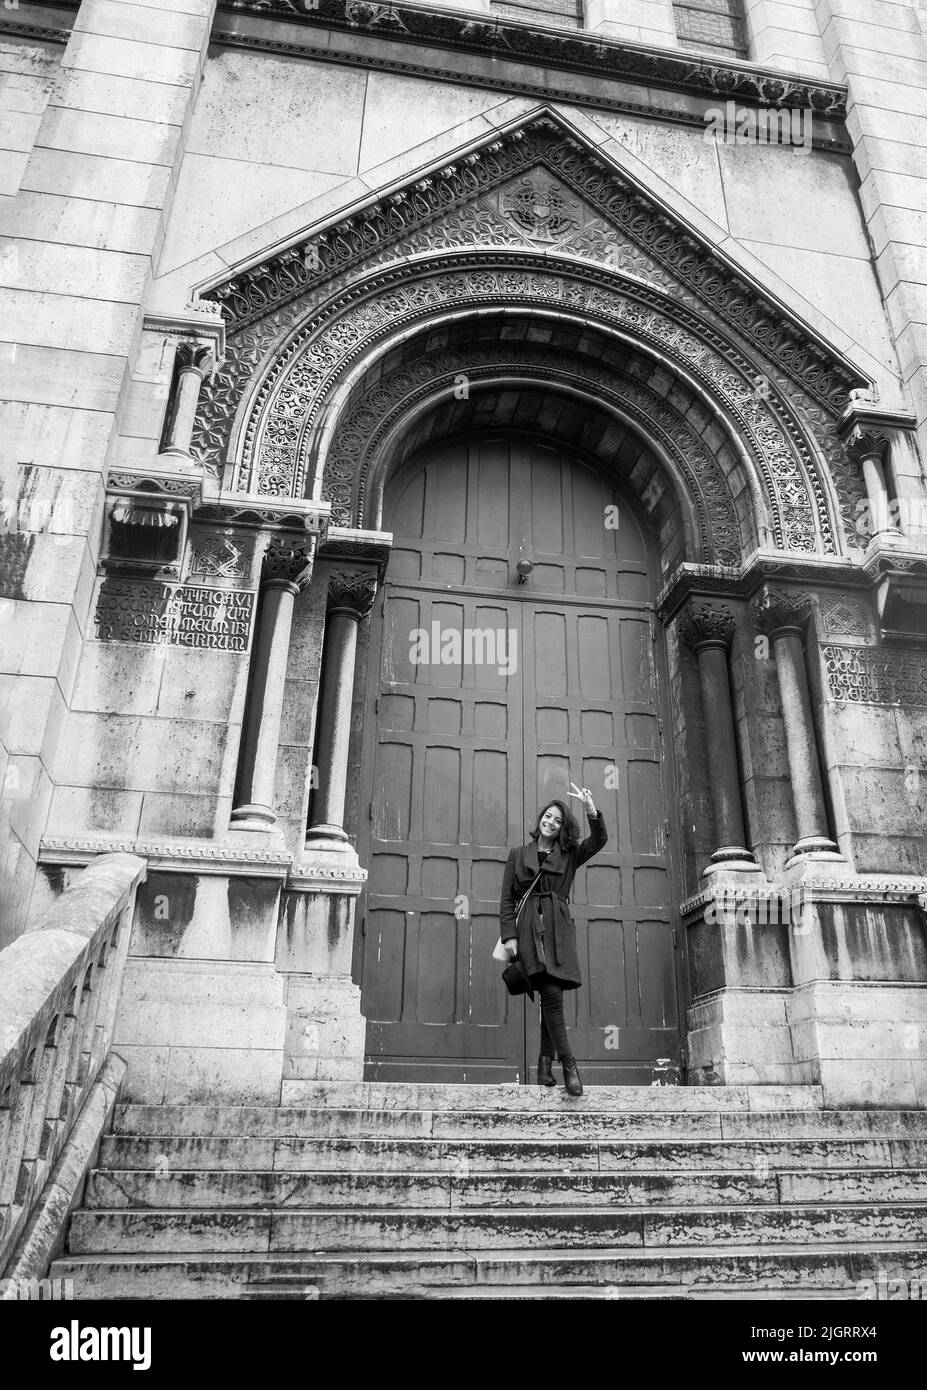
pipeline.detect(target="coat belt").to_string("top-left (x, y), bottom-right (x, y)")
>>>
top-left (531, 890), bottom-right (570, 967)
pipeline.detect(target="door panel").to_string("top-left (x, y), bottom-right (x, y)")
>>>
top-left (357, 433), bottom-right (683, 1083)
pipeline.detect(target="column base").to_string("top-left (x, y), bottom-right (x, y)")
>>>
top-left (702, 846), bottom-right (762, 878)
top-left (230, 804), bottom-right (278, 832)
top-left (304, 823), bottom-right (354, 853)
top-left (785, 837), bottom-right (847, 871)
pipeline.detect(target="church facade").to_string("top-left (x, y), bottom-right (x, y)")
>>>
top-left (2, 0), bottom-right (927, 1111)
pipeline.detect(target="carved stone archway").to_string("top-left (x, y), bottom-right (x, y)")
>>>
top-left (191, 110), bottom-right (872, 567)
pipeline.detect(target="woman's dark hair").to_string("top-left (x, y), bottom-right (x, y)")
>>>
top-left (530, 798), bottom-right (580, 850)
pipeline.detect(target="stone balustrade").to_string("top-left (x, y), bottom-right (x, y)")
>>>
top-left (0, 853), bottom-right (146, 1284)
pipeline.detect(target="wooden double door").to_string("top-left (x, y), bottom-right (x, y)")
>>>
top-left (355, 433), bottom-right (685, 1083)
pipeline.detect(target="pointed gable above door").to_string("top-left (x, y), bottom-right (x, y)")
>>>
top-left (201, 110), bottom-right (867, 411)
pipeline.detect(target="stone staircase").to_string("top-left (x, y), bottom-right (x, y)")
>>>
top-left (52, 1082), bottom-right (927, 1300)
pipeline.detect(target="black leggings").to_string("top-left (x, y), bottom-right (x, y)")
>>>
top-left (536, 974), bottom-right (574, 1064)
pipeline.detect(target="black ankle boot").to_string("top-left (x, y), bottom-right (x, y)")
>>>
top-left (562, 1056), bottom-right (583, 1097)
top-left (537, 1054), bottom-right (556, 1087)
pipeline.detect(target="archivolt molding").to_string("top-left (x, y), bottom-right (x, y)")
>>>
top-left (323, 343), bottom-right (751, 566)
top-left (221, 256), bottom-right (842, 557)
top-left (192, 117), bottom-right (871, 561)
top-left (201, 116), bottom-right (860, 415)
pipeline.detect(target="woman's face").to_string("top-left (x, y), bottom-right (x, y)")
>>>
top-left (538, 805), bottom-right (563, 839)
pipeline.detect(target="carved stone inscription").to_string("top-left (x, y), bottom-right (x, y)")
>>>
top-left (94, 580), bottom-right (256, 651)
top-left (823, 644), bottom-right (927, 707)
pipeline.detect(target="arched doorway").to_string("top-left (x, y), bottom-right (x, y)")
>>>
top-left (355, 430), bottom-right (687, 1083)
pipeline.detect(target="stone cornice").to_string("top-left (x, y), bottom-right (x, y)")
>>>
top-left (193, 493), bottom-right (330, 533)
top-left (144, 311), bottom-right (226, 360)
top-left (39, 836), bottom-right (294, 879)
top-left (682, 876), bottom-right (927, 917)
top-left (656, 551), bottom-right (892, 624)
top-left (287, 862), bottom-right (368, 894)
top-left (213, 1), bottom-right (848, 121)
top-left (39, 835), bottom-right (375, 895)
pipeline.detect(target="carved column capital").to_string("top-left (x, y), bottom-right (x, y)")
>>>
top-left (845, 426), bottom-right (889, 467)
top-left (262, 535), bottom-right (315, 590)
top-left (326, 569), bottom-right (378, 620)
top-left (176, 340), bottom-right (216, 380)
top-left (678, 602), bottom-right (736, 652)
top-left (751, 587), bottom-right (813, 636)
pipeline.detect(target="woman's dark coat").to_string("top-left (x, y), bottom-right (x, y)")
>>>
top-left (499, 812), bottom-right (608, 989)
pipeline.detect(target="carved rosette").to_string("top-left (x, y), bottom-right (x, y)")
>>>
top-left (326, 569), bottom-right (378, 621)
top-left (262, 536), bottom-right (315, 590)
top-left (751, 587), bottom-right (814, 635)
top-left (678, 602), bottom-right (736, 652)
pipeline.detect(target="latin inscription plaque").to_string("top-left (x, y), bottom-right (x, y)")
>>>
top-left (823, 643), bottom-right (927, 708)
top-left (94, 580), bottom-right (255, 651)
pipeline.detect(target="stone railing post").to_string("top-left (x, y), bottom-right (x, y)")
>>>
top-left (752, 588), bottom-right (844, 866)
top-left (231, 536), bottom-right (315, 832)
top-left (679, 601), bottom-right (759, 877)
top-left (305, 569), bottom-right (378, 854)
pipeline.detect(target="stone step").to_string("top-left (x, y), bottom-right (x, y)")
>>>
top-left (82, 1168), bottom-right (774, 1209)
top-left (98, 1133), bottom-right (927, 1173)
top-left (110, 1105), bottom-right (927, 1143)
top-left (82, 1166), bottom-right (927, 1211)
top-left (66, 1202), bottom-right (927, 1254)
top-left (274, 1082), bottom-right (824, 1112)
top-left (51, 1241), bottom-right (927, 1300)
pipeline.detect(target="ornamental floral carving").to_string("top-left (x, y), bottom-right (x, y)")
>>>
top-left (190, 116), bottom-right (870, 562)
top-left (679, 603), bottom-right (737, 651)
top-left (751, 587), bottom-right (814, 633)
top-left (326, 569), bottom-right (378, 619)
top-left (262, 536), bottom-right (315, 588)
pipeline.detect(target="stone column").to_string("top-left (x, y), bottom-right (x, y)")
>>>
top-left (752, 589), bottom-right (843, 866)
top-left (231, 537), bottom-right (315, 832)
top-left (305, 570), bottom-right (378, 853)
top-left (845, 426), bottom-right (892, 542)
top-left (159, 342), bottom-right (215, 462)
top-left (679, 602), bottom-right (759, 877)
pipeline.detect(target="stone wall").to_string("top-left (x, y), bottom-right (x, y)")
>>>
top-left (0, 0), bottom-right (218, 946)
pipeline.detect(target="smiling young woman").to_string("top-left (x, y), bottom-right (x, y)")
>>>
top-left (498, 784), bottom-right (608, 1096)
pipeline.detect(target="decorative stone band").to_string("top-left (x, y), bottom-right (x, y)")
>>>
top-left (288, 862), bottom-right (369, 895)
top-left (682, 876), bottom-right (927, 918)
top-left (39, 837), bottom-right (294, 880)
top-left (326, 568), bottom-right (378, 620)
top-left (38, 840), bottom-right (372, 896)
top-left (213, 0), bottom-right (848, 119)
top-left (678, 602), bottom-right (736, 652)
top-left (194, 496), bottom-right (330, 534)
top-left (107, 471), bottom-right (203, 503)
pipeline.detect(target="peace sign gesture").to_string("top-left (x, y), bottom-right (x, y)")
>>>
top-left (567, 783), bottom-right (597, 816)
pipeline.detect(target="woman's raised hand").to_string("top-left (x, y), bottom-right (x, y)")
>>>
top-left (568, 782), bottom-right (597, 816)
